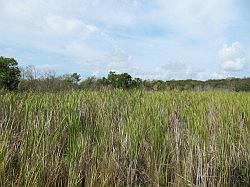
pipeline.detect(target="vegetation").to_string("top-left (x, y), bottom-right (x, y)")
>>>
top-left (0, 90), bottom-right (249, 186)
top-left (19, 69), bottom-right (250, 92)
top-left (1, 56), bottom-right (250, 186)
top-left (0, 57), bottom-right (249, 92)
top-left (0, 57), bottom-right (20, 91)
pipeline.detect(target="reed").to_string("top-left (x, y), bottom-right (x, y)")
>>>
top-left (0, 90), bottom-right (249, 186)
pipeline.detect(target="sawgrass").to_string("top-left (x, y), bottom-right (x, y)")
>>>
top-left (0, 90), bottom-right (249, 186)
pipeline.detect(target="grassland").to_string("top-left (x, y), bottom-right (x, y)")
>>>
top-left (0, 90), bottom-right (249, 186)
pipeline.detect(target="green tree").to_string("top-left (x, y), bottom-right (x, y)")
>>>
top-left (65, 73), bottom-right (81, 85)
top-left (0, 56), bottom-right (21, 90)
top-left (107, 71), bottom-right (133, 89)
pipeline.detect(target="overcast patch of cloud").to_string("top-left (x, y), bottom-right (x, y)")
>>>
top-left (0, 48), bottom-right (14, 57)
top-left (145, 0), bottom-right (237, 40)
top-left (78, 48), bottom-right (133, 74)
top-left (45, 14), bottom-right (99, 36)
top-left (219, 42), bottom-right (247, 71)
top-left (123, 61), bottom-right (231, 81)
top-left (153, 61), bottom-right (192, 80)
top-left (128, 61), bottom-right (192, 80)
top-left (194, 70), bottom-right (231, 80)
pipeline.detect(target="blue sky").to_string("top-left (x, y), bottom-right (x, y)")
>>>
top-left (0, 0), bottom-right (249, 80)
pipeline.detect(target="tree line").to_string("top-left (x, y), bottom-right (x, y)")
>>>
top-left (1, 56), bottom-right (250, 92)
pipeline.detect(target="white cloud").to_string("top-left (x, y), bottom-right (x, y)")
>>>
top-left (45, 14), bottom-right (99, 35)
top-left (130, 61), bottom-right (193, 80)
top-left (0, 0), bottom-right (134, 70)
top-left (1, 0), bottom-right (33, 19)
top-left (195, 70), bottom-right (230, 80)
top-left (0, 0), bottom-right (249, 79)
top-left (145, 0), bottom-right (237, 40)
top-left (154, 61), bottom-right (192, 80)
top-left (219, 42), bottom-right (247, 71)
top-left (78, 48), bottom-right (134, 75)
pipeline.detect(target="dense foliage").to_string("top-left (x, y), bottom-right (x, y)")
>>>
top-left (0, 90), bottom-right (249, 186)
top-left (19, 70), bottom-right (250, 92)
top-left (0, 56), bottom-right (21, 91)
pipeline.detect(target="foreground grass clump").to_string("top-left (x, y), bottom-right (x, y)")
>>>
top-left (0, 90), bottom-right (249, 186)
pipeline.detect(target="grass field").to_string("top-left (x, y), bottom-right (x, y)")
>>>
top-left (0, 90), bottom-right (249, 186)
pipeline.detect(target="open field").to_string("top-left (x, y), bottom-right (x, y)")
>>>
top-left (0, 90), bottom-right (249, 186)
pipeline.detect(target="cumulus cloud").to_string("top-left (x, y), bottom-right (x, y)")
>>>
top-left (0, 0), bottom-right (249, 79)
top-left (0, 0), bottom-right (135, 70)
top-left (219, 42), bottom-right (247, 71)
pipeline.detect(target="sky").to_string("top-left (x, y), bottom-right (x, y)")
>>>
top-left (0, 0), bottom-right (250, 80)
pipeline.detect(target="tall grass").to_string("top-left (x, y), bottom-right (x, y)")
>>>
top-left (0, 90), bottom-right (249, 186)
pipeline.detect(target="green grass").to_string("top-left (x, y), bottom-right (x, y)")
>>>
top-left (0, 90), bottom-right (249, 186)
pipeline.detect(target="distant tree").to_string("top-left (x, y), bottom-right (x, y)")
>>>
top-left (14, 65), bottom-right (250, 92)
top-left (65, 73), bottom-right (81, 85)
top-left (107, 71), bottom-right (117, 87)
top-left (132, 78), bottom-right (143, 88)
top-left (79, 76), bottom-right (97, 89)
top-left (235, 78), bottom-right (250, 92)
top-left (20, 65), bottom-right (38, 80)
top-left (119, 73), bottom-right (133, 89)
top-left (79, 76), bottom-right (108, 90)
top-left (0, 56), bottom-right (21, 90)
top-left (107, 71), bottom-right (133, 89)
